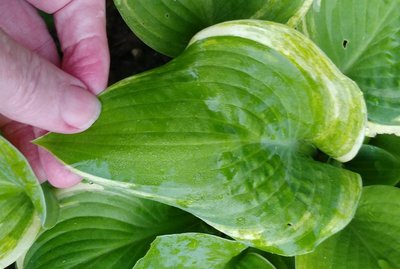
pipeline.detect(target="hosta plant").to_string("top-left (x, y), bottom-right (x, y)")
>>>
top-left (1, 0), bottom-right (399, 268)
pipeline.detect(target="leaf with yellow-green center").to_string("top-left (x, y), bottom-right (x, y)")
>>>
top-left (296, 186), bottom-right (400, 269)
top-left (0, 136), bottom-right (48, 268)
top-left (134, 233), bottom-right (276, 269)
top-left (19, 182), bottom-right (203, 269)
top-left (36, 21), bottom-right (366, 255)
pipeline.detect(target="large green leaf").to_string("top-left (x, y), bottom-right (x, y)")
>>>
top-left (301, 0), bottom-right (400, 130)
top-left (296, 185), bottom-right (400, 269)
top-left (0, 136), bottom-right (46, 268)
top-left (133, 233), bottom-right (276, 269)
top-left (114, 0), bottom-right (313, 56)
top-left (20, 182), bottom-right (202, 269)
top-left (36, 21), bottom-right (366, 255)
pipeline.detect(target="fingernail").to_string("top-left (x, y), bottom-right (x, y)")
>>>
top-left (61, 86), bottom-right (101, 131)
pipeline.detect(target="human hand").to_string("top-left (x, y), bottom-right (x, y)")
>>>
top-left (0, 0), bottom-right (109, 187)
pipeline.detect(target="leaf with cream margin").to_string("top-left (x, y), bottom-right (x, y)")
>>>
top-left (296, 186), bottom-right (400, 269)
top-left (113, 0), bottom-right (313, 56)
top-left (36, 21), bottom-right (366, 255)
top-left (19, 181), bottom-right (203, 269)
top-left (133, 233), bottom-right (276, 269)
top-left (301, 0), bottom-right (400, 133)
top-left (0, 136), bottom-right (48, 268)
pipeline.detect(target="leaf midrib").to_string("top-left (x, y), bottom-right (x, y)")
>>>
top-left (348, 223), bottom-right (381, 266)
top-left (341, 1), bottom-right (397, 73)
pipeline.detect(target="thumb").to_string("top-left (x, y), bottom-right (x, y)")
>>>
top-left (0, 30), bottom-right (101, 133)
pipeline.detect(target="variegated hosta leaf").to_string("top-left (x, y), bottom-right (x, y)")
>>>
top-left (0, 136), bottom-right (46, 268)
top-left (301, 0), bottom-right (400, 131)
top-left (19, 182), bottom-right (202, 269)
top-left (36, 21), bottom-right (366, 255)
top-left (114, 0), bottom-right (313, 56)
top-left (133, 233), bottom-right (276, 269)
top-left (296, 186), bottom-right (400, 269)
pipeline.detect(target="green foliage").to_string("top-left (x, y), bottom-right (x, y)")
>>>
top-left (1, 0), bottom-right (399, 268)
top-left (114, 0), bottom-right (313, 56)
top-left (344, 134), bottom-right (400, 186)
top-left (345, 144), bottom-right (400, 186)
top-left (296, 186), bottom-right (400, 269)
top-left (0, 137), bottom-right (46, 268)
top-left (134, 233), bottom-right (276, 269)
top-left (301, 0), bottom-right (400, 128)
top-left (20, 182), bottom-right (203, 269)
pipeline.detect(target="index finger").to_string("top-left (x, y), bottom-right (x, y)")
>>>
top-left (27, 0), bottom-right (110, 94)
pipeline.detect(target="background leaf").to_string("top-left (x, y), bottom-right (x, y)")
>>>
top-left (301, 0), bottom-right (400, 129)
top-left (133, 233), bottom-right (276, 269)
top-left (345, 134), bottom-right (400, 186)
top-left (114, 0), bottom-right (313, 56)
top-left (344, 144), bottom-right (400, 186)
top-left (36, 21), bottom-right (365, 255)
top-left (234, 252), bottom-right (276, 269)
top-left (20, 182), bottom-right (203, 269)
top-left (0, 136), bottom-right (45, 268)
top-left (296, 185), bottom-right (400, 269)
top-left (255, 251), bottom-right (295, 269)
top-left (371, 134), bottom-right (400, 157)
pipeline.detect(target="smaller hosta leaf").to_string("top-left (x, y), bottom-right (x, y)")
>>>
top-left (344, 144), bottom-right (400, 186)
top-left (302, 0), bottom-right (400, 129)
top-left (114, 0), bottom-right (313, 56)
top-left (20, 182), bottom-right (202, 269)
top-left (257, 252), bottom-right (295, 269)
top-left (296, 186), bottom-right (400, 269)
top-left (371, 134), bottom-right (400, 158)
top-left (0, 136), bottom-right (46, 268)
top-left (133, 233), bottom-right (276, 269)
top-left (234, 252), bottom-right (276, 269)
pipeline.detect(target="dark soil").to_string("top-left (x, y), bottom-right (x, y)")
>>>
top-left (6, 2), bottom-right (168, 269)
top-left (106, 0), bottom-right (171, 85)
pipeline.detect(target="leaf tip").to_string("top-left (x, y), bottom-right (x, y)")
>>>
top-left (31, 133), bottom-right (52, 149)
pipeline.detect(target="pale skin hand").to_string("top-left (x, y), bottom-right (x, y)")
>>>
top-left (0, 0), bottom-right (109, 187)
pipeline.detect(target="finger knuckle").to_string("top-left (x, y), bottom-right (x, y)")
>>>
top-left (9, 54), bottom-right (45, 117)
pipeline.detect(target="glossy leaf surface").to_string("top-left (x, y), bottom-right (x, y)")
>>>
top-left (21, 182), bottom-right (201, 269)
top-left (259, 253), bottom-right (295, 269)
top-left (114, 0), bottom-right (313, 56)
top-left (371, 134), bottom-right (400, 157)
top-left (37, 21), bottom-right (365, 255)
top-left (302, 0), bottom-right (400, 129)
top-left (296, 186), bottom-right (400, 269)
top-left (344, 144), bottom-right (400, 186)
top-left (0, 136), bottom-right (45, 268)
top-left (134, 233), bottom-right (276, 269)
